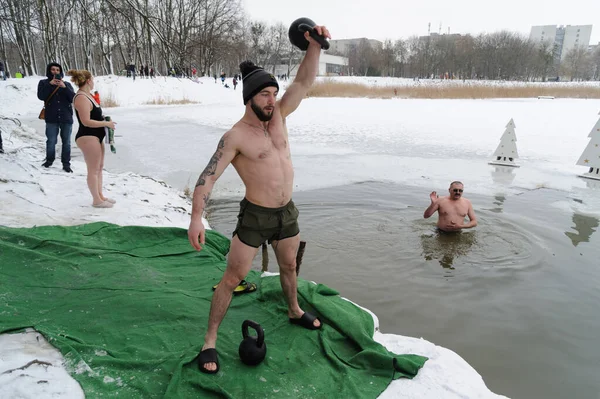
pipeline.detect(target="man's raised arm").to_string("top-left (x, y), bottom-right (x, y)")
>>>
top-left (279, 25), bottom-right (331, 119)
top-left (424, 191), bottom-right (439, 218)
top-left (188, 132), bottom-right (238, 250)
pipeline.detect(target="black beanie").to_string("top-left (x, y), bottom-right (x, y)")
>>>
top-left (240, 61), bottom-right (279, 105)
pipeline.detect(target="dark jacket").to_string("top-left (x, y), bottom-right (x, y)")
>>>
top-left (37, 62), bottom-right (75, 124)
top-left (0, 61), bottom-right (4, 72)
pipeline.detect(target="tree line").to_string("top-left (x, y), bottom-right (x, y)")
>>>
top-left (1, 0), bottom-right (599, 82)
top-left (0, 0), bottom-right (300, 78)
top-left (345, 32), bottom-right (600, 81)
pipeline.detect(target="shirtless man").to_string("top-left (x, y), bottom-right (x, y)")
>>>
top-left (188, 25), bottom-right (331, 374)
top-left (423, 181), bottom-right (478, 232)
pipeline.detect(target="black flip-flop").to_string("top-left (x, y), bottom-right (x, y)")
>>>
top-left (212, 280), bottom-right (257, 296)
top-left (289, 312), bottom-right (322, 330)
top-left (197, 348), bottom-right (219, 374)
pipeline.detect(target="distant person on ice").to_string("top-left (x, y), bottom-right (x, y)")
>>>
top-left (69, 69), bottom-right (117, 208)
top-left (188, 24), bottom-right (332, 374)
top-left (423, 181), bottom-right (478, 232)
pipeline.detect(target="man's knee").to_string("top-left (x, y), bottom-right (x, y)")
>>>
top-left (223, 255), bottom-right (252, 285)
top-left (220, 270), bottom-right (245, 290)
top-left (278, 258), bottom-right (296, 273)
top-left (60, 125), bottom-right (73, 141)
top-left (45, 124), bottom-right (59, 140)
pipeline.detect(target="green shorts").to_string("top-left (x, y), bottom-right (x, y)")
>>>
top-left (233, 198), bottom-right (300, 248)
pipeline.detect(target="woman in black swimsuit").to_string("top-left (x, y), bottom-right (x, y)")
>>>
top-left (68, 69), bottom-right (117, 208)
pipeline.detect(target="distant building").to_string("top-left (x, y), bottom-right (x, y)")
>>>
top-left (417, 32), bottom-right (463, 48)
top-left (529, 25), bottom-right (593, 60)
top-left (273, 51), bottom-right (348, 77)
top-left (529, 25), bottom-right (558, 48)
top-left (561, 25), bottom-right (592, 57)
top-left (327, 38), bottom-right (383, 56)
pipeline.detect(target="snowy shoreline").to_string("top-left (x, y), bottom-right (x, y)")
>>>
top-left (0, 76), bottom-right (507, 398)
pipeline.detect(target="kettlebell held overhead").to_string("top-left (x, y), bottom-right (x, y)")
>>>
top-left (289, 17), bottom-right (330, 51)
top-left (238, 320), bottom-right (267, 366)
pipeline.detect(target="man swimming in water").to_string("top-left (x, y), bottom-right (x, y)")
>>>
top-left (423, 181), bottom-right (477, 232)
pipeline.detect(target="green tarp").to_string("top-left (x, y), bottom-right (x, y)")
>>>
top-left (0, 222), bottom-right (427, 398)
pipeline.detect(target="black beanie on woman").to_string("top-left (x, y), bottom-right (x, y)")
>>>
top-left (240, 61), bottom-right (279, 105)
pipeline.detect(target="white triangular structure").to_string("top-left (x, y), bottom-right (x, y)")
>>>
top-left (488, 118), bottom-right (520, 167)
top-left (576, 111), bottom-right (600, 181)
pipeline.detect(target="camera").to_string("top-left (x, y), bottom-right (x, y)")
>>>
top-left (54, 74), bottom-right (61, 80)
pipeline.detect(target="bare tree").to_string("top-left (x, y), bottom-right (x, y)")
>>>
top-left (393, 39), bottom-right (407, 77)
top-left (348, 39), bottom-right (377, 76)
top-left (591, 46), bottom-right (600, 81)
top-left (2, 2), bottom-right (596, 83)
top-left (378, 39), bottom-right (395, 77)
top-left (531, 40), bottom-right (555, 81)
top-left (562, 46), bottom-right (592, 81)
top-left (4, 0), bottom-right (37, 75)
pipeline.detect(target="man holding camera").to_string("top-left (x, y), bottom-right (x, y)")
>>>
top-left (37, 62), bottom-right (75, 172)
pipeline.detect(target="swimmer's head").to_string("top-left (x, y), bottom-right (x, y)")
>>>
top-left (449, 181), bottom-right (463, 200)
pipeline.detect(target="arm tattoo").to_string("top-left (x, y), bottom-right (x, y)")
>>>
top-left (195, 137), bottom-right (225, 187)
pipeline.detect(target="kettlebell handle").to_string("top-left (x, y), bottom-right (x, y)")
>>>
top-left (242, 319), bottom-right (264, 347)
top-left (298, 23), bottom-right (330, 50)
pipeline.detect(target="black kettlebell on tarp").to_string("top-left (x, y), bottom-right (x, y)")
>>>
top-left (239, 320), bottom-right (266, 366)
top-left (289, 17), bottom-right (330, 51)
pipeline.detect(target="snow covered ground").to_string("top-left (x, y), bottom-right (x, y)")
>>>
top-left (4, 72), bottom-right (597, 398)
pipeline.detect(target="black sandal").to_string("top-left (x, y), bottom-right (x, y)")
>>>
top-left (197, 348), bottom-right (220, 374)
top-left (289, 312), bottom-right (322, 330)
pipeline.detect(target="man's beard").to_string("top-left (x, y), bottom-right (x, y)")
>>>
top-left (250, 100), bottom-right (273, 121)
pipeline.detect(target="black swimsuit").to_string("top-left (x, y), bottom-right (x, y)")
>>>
top-left (75, 94), bottom-right (105, 142)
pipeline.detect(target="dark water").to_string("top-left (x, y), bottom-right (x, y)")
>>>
top-left (207, 181), bottom-right (600, 399)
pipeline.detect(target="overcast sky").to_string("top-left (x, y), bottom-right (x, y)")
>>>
top-left (242, 0), bottom-right (600, 44)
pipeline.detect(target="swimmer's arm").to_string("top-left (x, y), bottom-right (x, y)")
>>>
top-left (191, 132), bottom-right (238, 220)
top-left (423, 200), bottom-right (439, 218)
top-left (460, 202), bottom-right (478, 229)
top-left (278, 44), bottom-right (321, 119)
